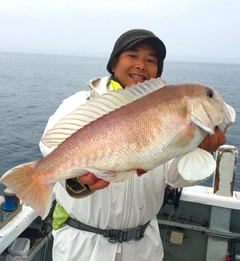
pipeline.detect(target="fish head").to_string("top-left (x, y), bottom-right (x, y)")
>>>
top-left (189, 84), bottom-right (236, 135)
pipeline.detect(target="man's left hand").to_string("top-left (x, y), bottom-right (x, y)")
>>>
top-left (198, 127), bottom-right (226, 152)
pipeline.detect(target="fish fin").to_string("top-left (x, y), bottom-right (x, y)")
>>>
top-left (61, 169), bottom-right (89, 179)
top-left (169, 124), bottom-right (196, 147)
top-left (41, 78), bottom-right (166, 147)
top-left (177, 148), bottom-right (216, 183)
top-left (167, 157), bottom-right (184, 184)
top-left (85, 168), bottom-right (136, 183)
top-left (189, 99), bottom-right (223, 134)
top-left (0, 161), bottom-right (53, 219)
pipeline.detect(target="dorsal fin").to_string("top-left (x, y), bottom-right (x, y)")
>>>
top-left (41, 78), bottom-right (166, 147)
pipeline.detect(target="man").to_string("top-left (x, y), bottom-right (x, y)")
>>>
top-left (40, 29), bottom-right (226, 261)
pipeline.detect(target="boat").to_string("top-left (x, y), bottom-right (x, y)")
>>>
top-left (0, 145), bottom-right (239, 260)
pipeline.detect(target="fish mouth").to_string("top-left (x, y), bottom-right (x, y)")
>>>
top-left (129, 74), bottom-right (147, 82)
top-left (218, 103), bottom-right (236, 133)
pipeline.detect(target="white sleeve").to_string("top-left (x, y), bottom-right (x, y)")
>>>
top-left (39, 91), bottom-right (90, 157)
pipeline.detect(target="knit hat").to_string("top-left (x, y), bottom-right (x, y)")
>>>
top-left (107, 29), bottom-right (166, 76)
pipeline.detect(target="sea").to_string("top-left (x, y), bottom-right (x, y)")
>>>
top-left (0, 51), bottom-right (239, 194)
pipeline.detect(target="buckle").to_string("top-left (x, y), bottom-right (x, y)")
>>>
top-left (104, 226), bottom-right (144, 243)
top-left (122, 226), bottom-right (143, 242)
top-left (107, 230), bottom-right (119, 243)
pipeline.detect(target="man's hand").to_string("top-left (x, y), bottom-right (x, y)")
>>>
top-left (78, 169), bottom-right (148, 192)
top-left (78, 172), bottom-right (110, 191)
top-left (199, 127), bottom-right (226, 152)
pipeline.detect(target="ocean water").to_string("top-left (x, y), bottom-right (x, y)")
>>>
top-left (0, 52), bottom-right (239, 194)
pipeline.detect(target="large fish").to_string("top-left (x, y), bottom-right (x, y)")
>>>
top-left (0, 78), bottom-right (236, 218)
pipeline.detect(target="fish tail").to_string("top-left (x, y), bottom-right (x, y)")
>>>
top-left (0, 161), bottom-right (54, 219)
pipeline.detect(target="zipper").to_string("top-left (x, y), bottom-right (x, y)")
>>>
top-left (120, 176), bottom-right (134, 229)
top-left (115, 177), bottom-right (134, 261)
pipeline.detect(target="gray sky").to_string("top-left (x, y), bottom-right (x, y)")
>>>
top-left (1, 0), bottom-right (239, 63)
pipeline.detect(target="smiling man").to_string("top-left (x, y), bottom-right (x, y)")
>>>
top-left (111, 43), bottom-right (158, 86)
top-left (108, 29), bottom-right (166, 87)
top-left (40, 29), bottom-right (226, 261)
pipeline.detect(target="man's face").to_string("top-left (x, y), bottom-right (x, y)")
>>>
top-left (111, 43), bottom-right (158, 88)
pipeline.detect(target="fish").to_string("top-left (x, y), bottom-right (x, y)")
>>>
top-left (0, 78), bottom-right (236, 219)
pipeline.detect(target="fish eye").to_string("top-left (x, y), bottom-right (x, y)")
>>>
top-left (206, 88), bottom-right (214, 98)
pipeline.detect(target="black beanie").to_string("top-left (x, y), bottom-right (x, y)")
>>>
top-left (107, 29), bottom-right (166, 76)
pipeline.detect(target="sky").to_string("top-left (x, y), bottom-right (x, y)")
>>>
top-left (1, 0), bottom-right (240, 64)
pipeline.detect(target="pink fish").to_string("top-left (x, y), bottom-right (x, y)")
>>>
top-left (0, 78), bottom-right (236, 218)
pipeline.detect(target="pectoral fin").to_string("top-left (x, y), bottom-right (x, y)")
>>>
top-left (176, 148), bottom-right (216, 183)
top-left (169, 148), bottom-right (216, 184)
top-left (169, 124), bottom-right (196, 147)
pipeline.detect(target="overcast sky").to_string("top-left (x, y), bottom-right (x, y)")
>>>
top-left (1, 0), bottom-right (239, 63)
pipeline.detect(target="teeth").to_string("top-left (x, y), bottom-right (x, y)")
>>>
top-left (131, 75), bottom-right (144, 80)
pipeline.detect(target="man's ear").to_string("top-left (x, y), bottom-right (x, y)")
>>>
top-left (111, 57), bottom-right (117, 73)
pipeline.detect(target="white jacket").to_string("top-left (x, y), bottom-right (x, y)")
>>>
top-left (39, 76), bottom-right (195, 261)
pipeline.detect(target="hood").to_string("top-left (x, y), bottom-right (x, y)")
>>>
top-left (87, 76), bottom-right (113, 99)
